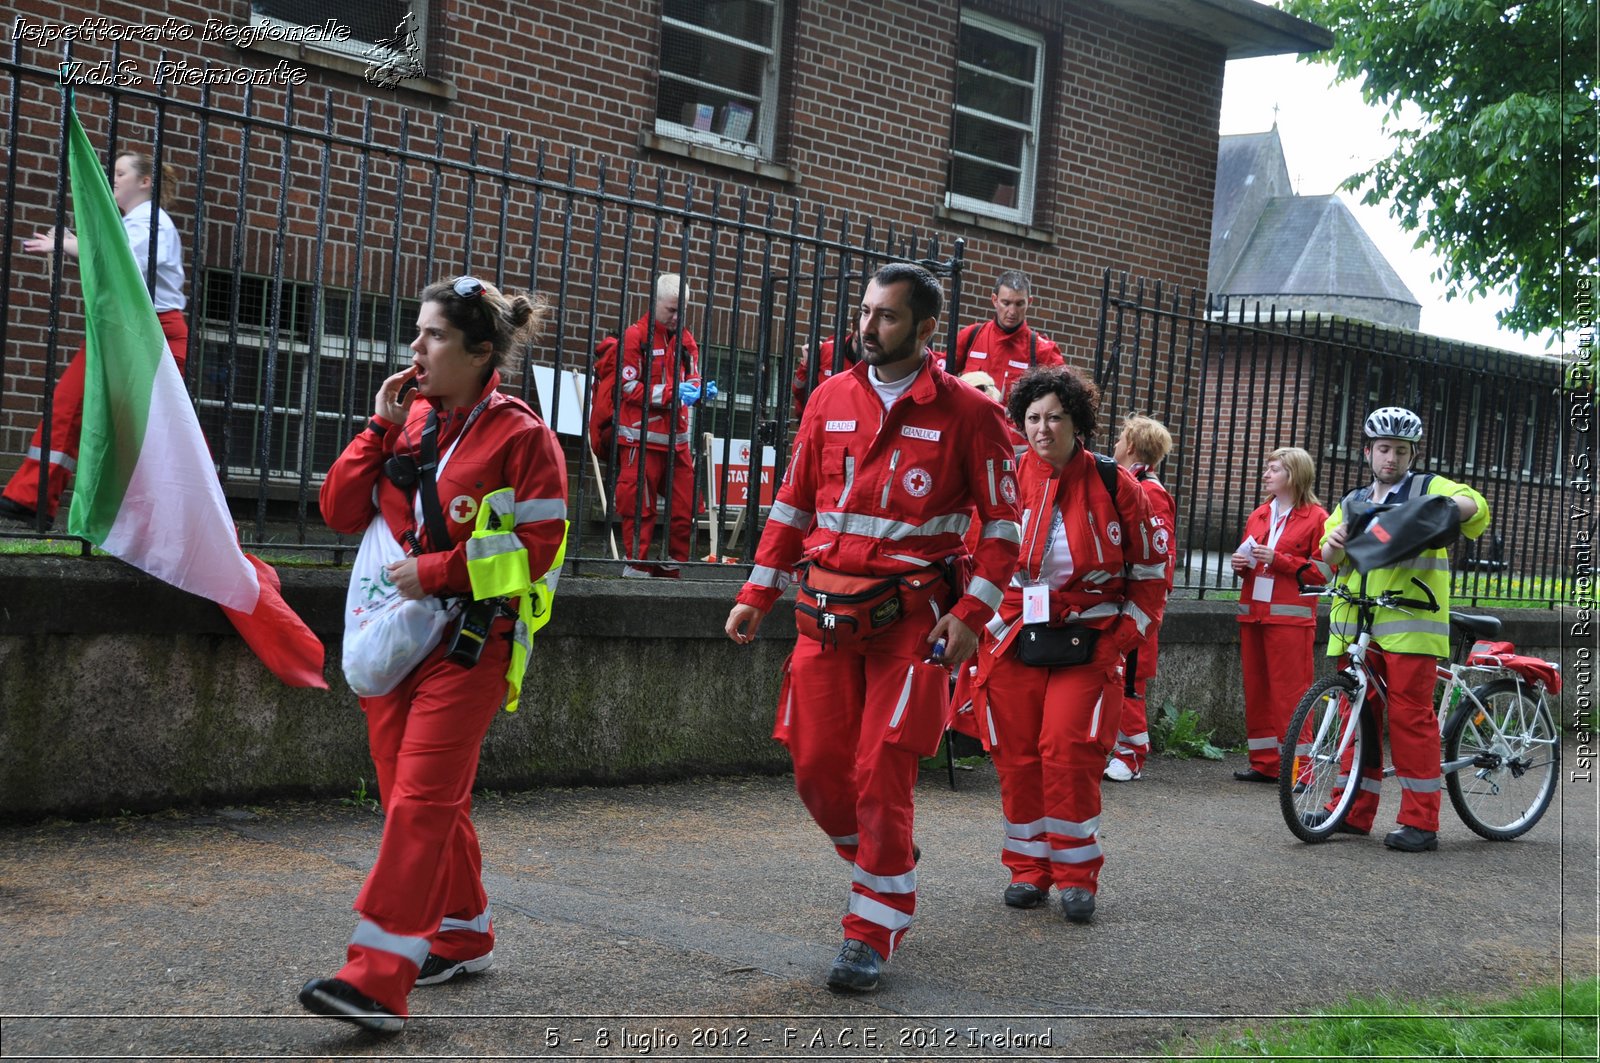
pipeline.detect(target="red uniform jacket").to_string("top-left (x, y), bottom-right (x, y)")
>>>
top-left (321, 370), bottom-right (569, 598)
top-left (979, 445), bottom-right (1168, 665)
top-left (949, 320), bottom-right (1064, 399)
top-left (617, 315), bottom-right (701, 452)
top-left (1134, 468), bottom-right (1176, 594)
top-left (792, 333), bottom-right (861, 417)
top-left (1236, 500), bottom-right (1329, 627)
top-left (737, 355), bottom-right (1022, 634)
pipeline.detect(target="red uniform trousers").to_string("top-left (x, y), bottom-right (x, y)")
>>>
top-left (3, 309), bottom-right (188, 520)
top-left (984, 637), bottom-right (1123, 893)
top-left (1334, 648), bottom-right (1443, 832)
top-left (335, 623), bottom-right (511, 1016)
top-left (615, 443), bottom-right (695, 564)
top-left (775, 618), bottom-right (949, 960)
top-left (1238, 624), bottom-right (1316, 777)
top-left (1111, 631), bottom-right (1159, 773)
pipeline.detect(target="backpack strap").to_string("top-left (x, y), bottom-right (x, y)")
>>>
top-left (952, 323), bottom-right (981, 374)
top-left (1091, 451), bottom-right (1120, 504)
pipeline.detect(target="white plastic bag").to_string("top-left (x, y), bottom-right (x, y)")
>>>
top-left (342, 513), bottom-right (459, 697)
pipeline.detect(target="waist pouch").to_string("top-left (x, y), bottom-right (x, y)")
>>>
top-left (795, 562), bottom-right (947, 646)
top-left (1016, 622), bottom-right (1100, 668)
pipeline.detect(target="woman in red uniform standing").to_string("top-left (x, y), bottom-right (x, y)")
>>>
top-left (1231, 446), bottom-right (1327, 782)
top-left (302, 277), bottom-right (568, 1033)
top-left (968, 365), bottom-right (1168, 923)
top-left (0, 150), bottom-right (190, 529)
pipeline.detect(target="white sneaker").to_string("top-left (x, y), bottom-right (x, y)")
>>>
top-left (621, 565), bottom-right (654, 578)
top-left (1103, 758), bottom-right (1140, 782)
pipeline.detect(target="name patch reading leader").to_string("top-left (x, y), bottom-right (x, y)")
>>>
top-left (901, 425), bottom-right (941, 442)
top-left (825, 420), bottom-right (857, 432)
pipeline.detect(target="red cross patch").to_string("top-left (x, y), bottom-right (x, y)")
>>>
top-left (902, 466), bottom-right (933, 498)
top-left (1000, 474), bottom-right (1018, 505)
top-left (1106, 520), bottom-right (1123, 546)
top-left (450, 494), bottom-right (479, 523)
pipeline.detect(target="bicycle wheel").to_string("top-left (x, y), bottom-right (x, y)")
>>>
top-left (1443, 677), bottom-right (1559, 840)
top-left (1280, 674), bottom-right (1372, 843)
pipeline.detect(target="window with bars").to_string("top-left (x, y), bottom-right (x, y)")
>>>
top-left (196, 270), bottom-right (418, 482)
top-left (250, 0), bottom-right (431, 84)
top-left (654, 0), bottom-right (782, 159)
top-left (947, 10), bottom-right (1044, 225)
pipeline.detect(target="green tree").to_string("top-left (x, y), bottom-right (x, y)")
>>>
top-left (1282, 0), bottom-right (1596, 337)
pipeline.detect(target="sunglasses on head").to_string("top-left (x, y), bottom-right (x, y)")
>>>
top-left (453, 276), bottom-right (485, 301)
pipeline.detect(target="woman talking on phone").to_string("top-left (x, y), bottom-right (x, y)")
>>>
top-left (302, 277), bottom-right (568, 1033)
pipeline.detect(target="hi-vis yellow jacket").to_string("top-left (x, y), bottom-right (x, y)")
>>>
top-left (466, 487), bottom-right (568, 711)
top-left (1315, 471), bottom-right (1489, 659)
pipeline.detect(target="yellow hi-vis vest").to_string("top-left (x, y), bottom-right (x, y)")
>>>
top-left (464, 487), bottom-right (568, 711)
top-left (1316, 472), bottom-right (1490, 659)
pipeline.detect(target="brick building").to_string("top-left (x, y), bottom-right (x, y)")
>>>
top-left (0, 2), bottom-right (1327, 509)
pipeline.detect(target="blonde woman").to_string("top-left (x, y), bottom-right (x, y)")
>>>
top-left (1230, 447), bottom-right (1328, 782)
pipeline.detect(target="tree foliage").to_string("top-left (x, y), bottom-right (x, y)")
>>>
top-left (1281, 0), bottom-right (1596, 337)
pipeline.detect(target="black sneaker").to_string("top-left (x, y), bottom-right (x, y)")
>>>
top-left (1003, 882), bottom-right (1047, 909)
top-left (1059, 886), bottom-right (1096, 923)
top-left (825, 939), bottom-right (881, 992)
top-left (1384, 825), bottom-right (1438, 852)
top-left (414, 949), bottom-right (494, 987)
top-left (298, 977), bottom-right (405, 1034)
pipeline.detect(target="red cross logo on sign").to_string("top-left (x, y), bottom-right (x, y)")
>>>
top-left (739, 443), bottom-right (751, 462)
top-left (450, 495), bottom-right (479, 523)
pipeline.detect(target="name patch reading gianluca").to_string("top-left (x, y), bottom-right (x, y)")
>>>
top-left (901, 425), bottom-right (941, 441)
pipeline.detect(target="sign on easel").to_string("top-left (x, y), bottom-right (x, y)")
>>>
top-left (705, 437), bottom-right (777, 508)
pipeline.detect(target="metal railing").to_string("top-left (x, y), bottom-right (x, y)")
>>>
top-left (0, 46), bottom-right (1581, 606)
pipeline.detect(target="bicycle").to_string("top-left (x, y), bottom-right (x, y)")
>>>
top-left (1279, 575), bottom-right (1561, 844)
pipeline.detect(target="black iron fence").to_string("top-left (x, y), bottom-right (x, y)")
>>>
top-left (1093, 273), bottom-right (1580, 606)
top-left (0, 47), bottom-right (1582, 606)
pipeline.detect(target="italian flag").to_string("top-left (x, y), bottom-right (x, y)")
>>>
top-left (63, 100), bottom-right (327, 688)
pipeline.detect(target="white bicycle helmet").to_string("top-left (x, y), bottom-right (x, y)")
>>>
top-left (1363, 406), bottom-right (1424, 442)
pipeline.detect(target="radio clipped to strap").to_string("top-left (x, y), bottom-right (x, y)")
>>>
top-left (465, 487), bottom-right (569, 712)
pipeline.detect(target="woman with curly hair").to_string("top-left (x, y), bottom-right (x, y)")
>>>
top-left (965, 365), bottom-right (1169, 923)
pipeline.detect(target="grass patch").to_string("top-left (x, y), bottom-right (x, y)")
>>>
top-left (1172, 977), bottom-right (1598, 1060)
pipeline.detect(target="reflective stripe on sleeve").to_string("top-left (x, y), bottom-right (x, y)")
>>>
top-left (748, 565), bottom-right (789, 590)
top-left (768, 501), bottom-right (812, 529)
top-left (1124, 602), bottom-right (1154, 636)
top-left (1130, 562), bottom-right (1168, 581)
top-left (967, 576), bottom-right (1004, 611)
top-left (514, 498), bottom-right (567, 523)
top-left (981, 519), bottom-right (1022, 544)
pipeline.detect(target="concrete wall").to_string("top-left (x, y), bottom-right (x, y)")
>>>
top-left (0, 554), bottom-right (1580, 820)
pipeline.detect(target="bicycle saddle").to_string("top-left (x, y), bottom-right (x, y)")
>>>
top-left (1450, 612), bottom-right (1502, 639)
top-left (1344, 493), bottom-right (1461, 573)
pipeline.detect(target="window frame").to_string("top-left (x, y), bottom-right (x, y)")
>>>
top-left (945, 9), bottom-right (1046, 226)
top-left (247, 0), bottom-right (433, 88)
top-left (653, 0), bottom-right (784, 161)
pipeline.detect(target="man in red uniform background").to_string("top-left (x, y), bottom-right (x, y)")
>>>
top-left (946, 270), bottom-right (1064, 403)
top-left (725, 263), bottom-right (1020, 993)
top-left (611, 273), bottom-right (713, 577)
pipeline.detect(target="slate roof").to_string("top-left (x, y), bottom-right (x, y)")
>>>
top-left (1209, 128), bottom-right (1420, 327)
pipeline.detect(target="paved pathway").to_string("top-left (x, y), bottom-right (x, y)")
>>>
top-left (1, 752), bottom-right (1593, 1061)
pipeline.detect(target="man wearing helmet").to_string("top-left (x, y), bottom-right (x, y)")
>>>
top-left (1312, 406), bottom-right (1490, 852)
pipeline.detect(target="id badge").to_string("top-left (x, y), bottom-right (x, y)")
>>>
top-left (1022, 582), bottom-right (1050, 625)
top-left (1251, 574), bottom-right (1275, 602)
